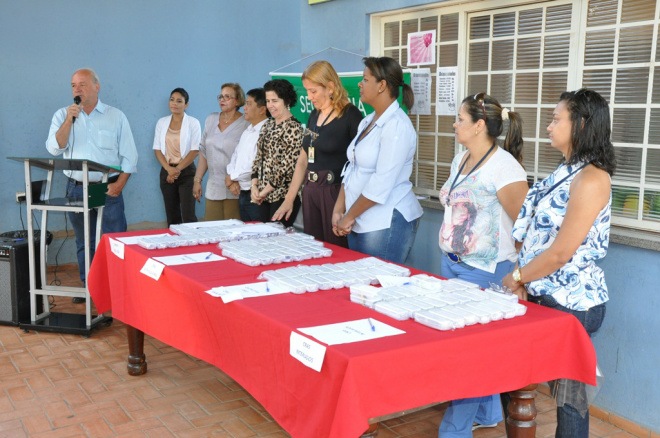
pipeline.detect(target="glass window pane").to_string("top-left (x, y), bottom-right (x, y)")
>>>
top-left (649, 109), bottom-right (660, 144)
top-left (613, 147), bottom-right (643, 183)
top-left (469, 42), bottom-right (490, 71)
top-left (614, 68), bottom-right (650, 104)
top-left (420, 16), bottom-right (438, 33)
top-left (618, 25), bottom-right (654, 64)
top-left (542, 71), bottom-right (568, 104)
top-left (539, 107), bottom-right (554, 138)
top-left (544, 34), bottom-right (570, 67)
top-left (515, 107), bottom-right (539, 138)
top-left (438, 116), bottom-right (455, 133)
top-left (436, 166), bottom-right (451, 191)
top-left (439, 44), bottom-right (457, 67)
top-left (645, 149), bottom-right (660, 183)
top-left (418, 135), bottom-right (436, 161)
top-left (582, 69), bottom-right (613, 102)
top-left (642, 190), bottom-right (660, 222)
top-left (522, 141), bottom-right (536, 172)
top-left (517, 37), bottom-right (541, 69)
top-left (470, 15), bottom-right (491, 39)
top-left (419, 115), bottom-right (436, 133)
top-left (384, 22), bottom-right (400, 47)
top-left (545, 4), bottom-right (573, 32)
top-left (518, 8), bottom-right (543, 34)
top-left (492, 40), bottom-right (514, 70)
top-left (417, 163), bottom-right (436, 190)
top-left (467, 75), bottom-right (488, 96)
top-left (384, 49), bottom-right (399, 62)
top-left (401, 19), bottom-right (418, 46)
top-left (587, 0), bottom-right (618, 27)
top-left (584, 30), bottom-right (615, 66)
top-left (491, 74), bottom-right (513, 104)
top-left (654, 68), bottom-right (660, 104)
top-left (621, 0), bottom-right (657, 23)
top-left (438, 136), bottom-right (456, 163)
top-left (611, 108), bottom-right (646, 143)
top-left (538, 143), bottom-right (564, 175)
top-left (493, 12), bottom-right (515, 37)
top-left (612, 186), bottom-right (640, 219)
top-left (440, 13), bottom-right (459, 42)
top-left (515, 73), bottom-right (540, 104)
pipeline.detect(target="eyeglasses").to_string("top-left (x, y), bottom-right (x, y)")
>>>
top-left (217, 94), bottom-right (235, 101)
top-left (473, 92), bottom-right (487, 121)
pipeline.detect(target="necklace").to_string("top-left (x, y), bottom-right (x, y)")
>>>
top-left (221, 112), bottom-right (234, 125)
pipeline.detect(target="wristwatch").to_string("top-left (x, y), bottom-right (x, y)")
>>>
top-left (512, 267), bottom-right (523, 284)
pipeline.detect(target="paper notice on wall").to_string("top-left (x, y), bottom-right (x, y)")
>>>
top-left (410, 68), bottom-right (432, 115)
top-left (436, 67), bottom-right (458, 116)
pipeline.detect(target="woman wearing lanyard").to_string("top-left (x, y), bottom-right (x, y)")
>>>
top-left (152, 87), bottom-right (202, 226)
top-left (502, 89), bottom-right (615, 438)
top-left (437, 93), bottom-right (528, 437)
top-left (332, 56), bottom-right (422, 264)
top-left (272, 61), bottom-right (363, 246)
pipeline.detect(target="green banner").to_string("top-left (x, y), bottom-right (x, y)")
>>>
top-left (271, 72), bottom-right (410, 127)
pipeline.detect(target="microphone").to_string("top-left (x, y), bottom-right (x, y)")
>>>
top-left (73, 96), bottom-right (81, 123)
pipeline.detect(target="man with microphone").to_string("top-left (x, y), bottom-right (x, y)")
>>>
top-left (46, 68), bottom-right (138, 301)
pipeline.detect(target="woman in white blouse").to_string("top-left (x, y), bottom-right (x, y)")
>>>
top-left (153, 88), bottom-right (202, 226)
top-left (193, 83), bottom-right (250, 221)
top-left (332, 57), bottom-right (423, 264)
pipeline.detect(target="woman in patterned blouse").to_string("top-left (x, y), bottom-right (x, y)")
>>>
top-left (502, 89), bottom-right (616, 438)
top-left (250, 79), bottom-right (303, 228)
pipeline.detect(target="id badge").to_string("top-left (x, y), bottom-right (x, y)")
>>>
top-left (308, 146), bottom-right (315, 164)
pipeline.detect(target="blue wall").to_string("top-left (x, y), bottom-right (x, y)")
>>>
top-left (1, 0), bottom-right (658, 432)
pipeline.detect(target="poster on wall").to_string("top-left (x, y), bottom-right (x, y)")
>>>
top-left (407, 30), bottom-right (436, 66)
top-left (271, 72), bottom-right (411, 126)
top-left (410, 68), bottom-right (432, 115)
top-left (436, 66), bottom-right (458, 116)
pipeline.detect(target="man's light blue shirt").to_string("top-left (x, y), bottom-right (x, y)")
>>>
top-left (46, 99), bottom-right (138, 181)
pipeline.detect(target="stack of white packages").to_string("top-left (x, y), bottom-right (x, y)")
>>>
top-left (258, 257), bottom-right (411, 294)
top-left (137, 221), bottom-right (285, 250)
top-left (350, 275), bottom-right (526, 331)
top-left (219, 233), bottom-right (332, 266)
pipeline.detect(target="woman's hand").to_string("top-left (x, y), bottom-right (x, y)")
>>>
top-left (502, 272), bottom-right (528, 301)
top-left (229, 182), bottom-right (240, 197)
top-left (272, 198), bottom-right (294, 221)
top-left (193, 181), bottom-right (202, 202)
top-left (335, 215), bottom-right (355, 237)
top-left (251, 185), bottom-right (264, 205)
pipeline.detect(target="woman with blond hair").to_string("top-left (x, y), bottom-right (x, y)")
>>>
top-left (272, 60), bottom-right (363, 245)
top-left (194, 83), bottom-right (249, 220)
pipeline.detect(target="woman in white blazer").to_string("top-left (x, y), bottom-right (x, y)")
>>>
top-left (153, 88), bottom-right (202, 225)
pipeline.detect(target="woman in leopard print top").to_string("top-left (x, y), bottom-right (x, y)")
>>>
top-left (250, 79), bottom-right (303, 227)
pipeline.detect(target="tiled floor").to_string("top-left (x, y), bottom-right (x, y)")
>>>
top-left (0, 265), bottom-right (638, 438)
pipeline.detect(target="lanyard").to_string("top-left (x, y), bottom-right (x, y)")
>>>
top-left (354, 116), bottom-right (377, 147)
top-left (446, 142), bottom-right (497, 202)
top-left (531, 162), bottom-right (590, 215)
top-left (312, 109), bottom-right (334, 135)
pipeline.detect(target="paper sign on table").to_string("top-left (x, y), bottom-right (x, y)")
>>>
top-left (109, 238), bottom-right (125, 259)
top-left (140, 258), bottom-right (165, 280)
top-left (153, 252), bottom-right (225, 266)
top-left (290, 331), bottom-right (326, 372)
top-left (205, 281), bottom-right (291, 303)
top-left (116, 233), bottom-right (169, 245)
top-left (298, 319), bottom-right (405, 345)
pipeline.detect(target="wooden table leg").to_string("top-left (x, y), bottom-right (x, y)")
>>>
top-left (506, 383), bottom-right (538, 438)
top-left (127, 325), bottom-right (147, 376)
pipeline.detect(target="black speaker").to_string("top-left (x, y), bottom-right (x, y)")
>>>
top-left (0, 239), bottom-right (43, 325)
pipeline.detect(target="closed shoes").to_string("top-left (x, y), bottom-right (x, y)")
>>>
top-left (472, 423), bottom-right (497, 431)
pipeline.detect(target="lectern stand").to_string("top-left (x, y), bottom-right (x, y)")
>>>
top-left (8, 157), bottom-right (114, 336)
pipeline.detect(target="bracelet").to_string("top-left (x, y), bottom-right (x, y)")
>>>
top-left (194, 177), bottom-right (202, 183)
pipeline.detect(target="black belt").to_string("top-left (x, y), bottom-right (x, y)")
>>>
top-left (307, 170), bottom-right (340, 184)
top-left (69, 175), bottom-right (119, 186)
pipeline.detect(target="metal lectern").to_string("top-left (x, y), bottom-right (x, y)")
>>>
top-left (8, 157), bottom-right (114, 336)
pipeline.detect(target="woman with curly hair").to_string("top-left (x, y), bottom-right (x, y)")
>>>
top-left (250, 79), bottom-right (303, 228)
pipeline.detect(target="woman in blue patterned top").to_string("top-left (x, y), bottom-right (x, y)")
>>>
top-left (502, 89), bottom-right (616, 438)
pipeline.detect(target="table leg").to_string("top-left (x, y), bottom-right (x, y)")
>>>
top-left (127, 325), bottom-right (147, 376)
top-left (506, 384), bottom-right (538, 438)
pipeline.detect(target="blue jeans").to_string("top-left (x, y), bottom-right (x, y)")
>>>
top-left (67, 179), bottom-right (127, 282)
top-left (347, 209), bottom-right (419, 264)
top-left (524, 297), bottom-right (606, 438)
top-left (438, 257), bottom-right (514, 438)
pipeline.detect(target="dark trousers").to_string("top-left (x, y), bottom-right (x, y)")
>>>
top-left (160, 165), bottom-right (197, 226)
top-left (302, 175), bottom-right (347, 247)
top-left (264, 196), bottom-right (301, 229)
top-left (239, 190), bottom-right (268, 222)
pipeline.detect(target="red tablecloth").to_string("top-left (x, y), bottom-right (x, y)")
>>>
top-left (88, 230), bottom-right (596, 438)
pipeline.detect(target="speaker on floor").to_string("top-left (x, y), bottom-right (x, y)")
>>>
top-left (0, 237), bottom-right (44, 326)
